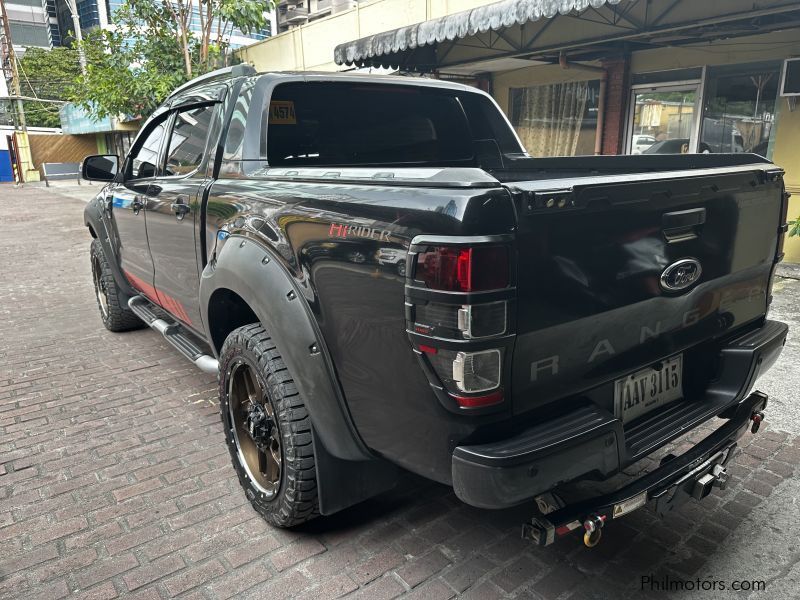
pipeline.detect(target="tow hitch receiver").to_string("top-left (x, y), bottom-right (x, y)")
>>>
top-left (521, 391), bottom-right (768, 548)
top-left (692, 464), bottom-right (728, 500)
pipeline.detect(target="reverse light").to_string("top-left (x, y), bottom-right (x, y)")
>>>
top-left (452, 349), bottom-right (501, 393)
top-left (415, 245), bottom-right (509, 292)
top-left (414, 300), bottom-right (506, 339)
top-left (457, 301), bottom-right (507, 338)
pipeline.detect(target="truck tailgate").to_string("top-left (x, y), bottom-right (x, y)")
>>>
top-left (507, 164), bottom-right (784, 415)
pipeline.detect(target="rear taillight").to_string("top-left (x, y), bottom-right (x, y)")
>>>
top-left (415, 245), bottom-right (509, 292)
top-left (408, 241), bottom-right (513, 411)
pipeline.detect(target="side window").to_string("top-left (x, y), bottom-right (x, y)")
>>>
top-left (129, 121), bottom-right (166, 179)
top-left (164, 104), bottom-right (217, 176)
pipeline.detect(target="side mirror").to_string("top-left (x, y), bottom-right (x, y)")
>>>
top-left (82, 154), bottom-right (119, 182)
top-left (137, 161), bottom-right (156, 179)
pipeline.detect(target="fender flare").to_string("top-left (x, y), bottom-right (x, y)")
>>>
top-left (199, 234), bottom-right (371, 463)
top-left (84, 195), bottom-right (137, 302)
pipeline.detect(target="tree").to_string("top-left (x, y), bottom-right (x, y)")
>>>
top-left (16, 47), bottom-right (82, 128)
top-left (74, 0), bottom-right (272, 120)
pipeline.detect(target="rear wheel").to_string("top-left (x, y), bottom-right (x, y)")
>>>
top-left (90, 239), bottom-right (143, 332)
top-left (219, 323), bottom-right (319, 527)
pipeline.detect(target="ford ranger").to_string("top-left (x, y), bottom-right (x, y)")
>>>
top-left (82, 65), bottom-right (789, 547)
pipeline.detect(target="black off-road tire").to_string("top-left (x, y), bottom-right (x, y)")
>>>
top-left (90, 239), bottom-right (144, 332)
top-left (219, 323), bottom-right (319, 527)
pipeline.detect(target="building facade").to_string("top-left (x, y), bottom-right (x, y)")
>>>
top-left (237, 0), bottom-right (800, 263)
top-left (3, 0), bottom-right (54, 51)
top-left (275, 0), bottom-right (357, 34)
top-left (53, 0), bottom-right (273, 49)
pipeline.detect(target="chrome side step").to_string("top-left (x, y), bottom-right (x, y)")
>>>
top-left (128, 295), bottom-right (219, 374)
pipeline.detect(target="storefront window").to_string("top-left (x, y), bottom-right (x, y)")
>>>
top-left (509, 80), bottom-right (600, 157)
top-left (628, 85), bottom-right (700, 155)
top-left (701, 62), bottom-right (781, 158)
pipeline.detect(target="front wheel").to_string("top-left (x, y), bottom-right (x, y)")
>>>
top-left (219, 323), bottom-right (319, 527)
top-left (90, 239), bottom-right (143, 332)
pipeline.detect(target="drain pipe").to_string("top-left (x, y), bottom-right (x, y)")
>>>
top-left (559, 52), bottom-right (608, 155)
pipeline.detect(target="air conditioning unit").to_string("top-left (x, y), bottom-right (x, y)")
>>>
top-left (780, 58), bottom-right (800, 97)
top-left (331, 0), bottom-right (356, 15)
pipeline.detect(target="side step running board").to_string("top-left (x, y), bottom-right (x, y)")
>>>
top-left (128, 295), bottom-right (218, 374)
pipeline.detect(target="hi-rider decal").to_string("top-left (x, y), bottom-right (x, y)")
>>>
top-left (329, 222), bottom-right (392, 242)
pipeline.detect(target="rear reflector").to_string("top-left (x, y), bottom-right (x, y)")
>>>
top-left (451, 389), bottom-right (504, 408)
top-left (415, 245), bottom-right (509, 292)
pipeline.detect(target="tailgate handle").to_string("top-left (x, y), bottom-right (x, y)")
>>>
top-left (662, 208), bottom-right (706, 243)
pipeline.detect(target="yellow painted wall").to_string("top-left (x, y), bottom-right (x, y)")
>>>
top-left (772, 101), bottom-right (800, 263)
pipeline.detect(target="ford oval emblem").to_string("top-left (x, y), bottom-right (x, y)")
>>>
top-left (660, 258), bottom-right (702, 292)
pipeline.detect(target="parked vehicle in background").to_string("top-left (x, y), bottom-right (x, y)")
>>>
top-left (82, 66), bottom-right (789, 548)
top-left (644, 138), bottom-right (713, 154)
top-left (631, 134), bottom-right (657, 154)
top-left (376, 247), bottom-right (407, 276)
top-left (701, 118), bottom-right (746, 153)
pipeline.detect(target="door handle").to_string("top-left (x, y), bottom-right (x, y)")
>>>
top-left (132, 196), bottom-right (144, 214)
top-left (662, 208), bottom-right (706, 243)
top-left (170, 196), bottom-right (190, 221)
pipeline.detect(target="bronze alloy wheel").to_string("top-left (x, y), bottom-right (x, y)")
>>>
top-left (91, 253), bottom-right (109, 319)
top-left (219, 323), bottom-right (319, 527)
top-left (227, 360), bottom-right (282, 500)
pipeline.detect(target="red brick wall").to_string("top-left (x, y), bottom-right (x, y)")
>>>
top-left (601, 55), bottom-right (631, 155)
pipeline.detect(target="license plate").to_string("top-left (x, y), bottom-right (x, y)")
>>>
top-left (614, 355), bottom-right (683, 423)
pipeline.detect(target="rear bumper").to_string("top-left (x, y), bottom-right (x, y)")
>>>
top-left (524, 390), bottom-right (768, 546)
top-left (451, 319), bottom-right (787, 509)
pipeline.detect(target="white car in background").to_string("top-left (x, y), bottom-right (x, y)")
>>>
top-left (631, 134), bottom-right (657, 154)
top-left (376, 247), bottom-right (407, 276)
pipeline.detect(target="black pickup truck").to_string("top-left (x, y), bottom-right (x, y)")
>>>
top-left (83, 65), bottom-right (789, 547)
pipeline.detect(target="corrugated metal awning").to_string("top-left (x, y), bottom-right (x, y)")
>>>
top-left (334, 0), bottom-right (624, 68)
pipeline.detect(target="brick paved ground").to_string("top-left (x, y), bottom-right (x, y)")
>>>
top-left (1, 186), bottom-right (799, 599)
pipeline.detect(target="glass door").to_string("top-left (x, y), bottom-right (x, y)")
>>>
top-left (627, 84), bottom-right (701, 155)
top-left (700, 62), bottom-right (781, 158)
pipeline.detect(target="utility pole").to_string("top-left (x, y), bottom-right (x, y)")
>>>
top-left (0, 0), bottom-right (34, 183)
top-left (64, 0), bottom-right (87, 75)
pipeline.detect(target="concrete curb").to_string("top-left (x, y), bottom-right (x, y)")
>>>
top-left (27, 181), bottom-right (98, 203)
top-left (777, 263), bottom-right (800, 280)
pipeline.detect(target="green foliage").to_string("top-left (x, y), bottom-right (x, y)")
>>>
top-left (17, 47), bottom-right (82, 128)
top-left (789, 218), bottom-right (800, 237)
top-left (76, 8), bottom-right (187, 120)
top-left (74, 0), bottom-right (272, 121)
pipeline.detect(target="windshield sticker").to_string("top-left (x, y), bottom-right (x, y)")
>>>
top-left (269, 101), bottom-right (296, 125)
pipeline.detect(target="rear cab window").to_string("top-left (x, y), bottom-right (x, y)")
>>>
top-left (251, 80), bottom-right (520, 169)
